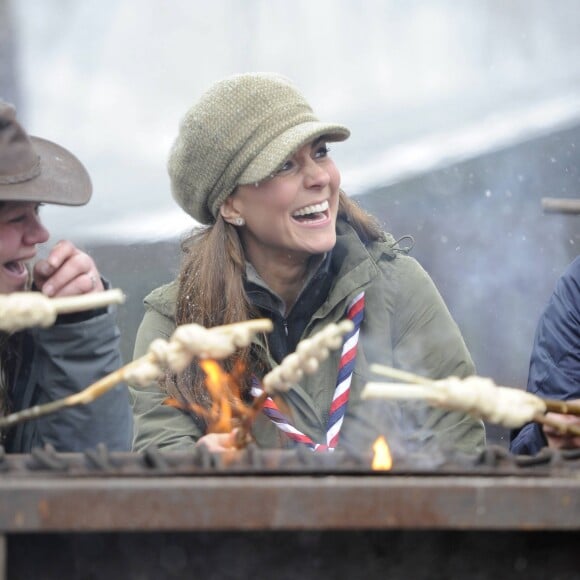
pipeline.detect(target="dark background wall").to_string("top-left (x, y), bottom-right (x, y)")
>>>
top-left (360, 123), bottom-right (579, 389)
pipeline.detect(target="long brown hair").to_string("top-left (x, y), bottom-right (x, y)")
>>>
top-left (164, 190), bottom-right (383, 406)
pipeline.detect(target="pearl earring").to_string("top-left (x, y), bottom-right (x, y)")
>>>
top-left (234, 217), bottom-right (245, 226)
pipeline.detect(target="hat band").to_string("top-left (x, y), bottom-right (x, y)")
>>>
top-left (0, 156), bottom-right (41, 185)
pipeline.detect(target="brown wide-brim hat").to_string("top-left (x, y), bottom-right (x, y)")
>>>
top-left (0, 101), bottom-right (91, 205)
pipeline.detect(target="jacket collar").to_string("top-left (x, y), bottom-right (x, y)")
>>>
top-left (310, 219), bottom-right (381, 321)
top-left (244, 252), bottom-right (332, 317)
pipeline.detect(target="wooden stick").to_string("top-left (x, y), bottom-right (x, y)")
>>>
top-left (534, 412), bottom-right (580, 438)
top-left (363, 381), bottom-right (440, 401)
top-left (50, 289), bottom-right (125, 313)
top-left (370, 363), bottom-right (434, 386)
top-left (541, 197), bottom-right (580, 215)
top-left (0, 356), bottom-right (151, 429)
top-left (543, 399), bottom-right (580, 417)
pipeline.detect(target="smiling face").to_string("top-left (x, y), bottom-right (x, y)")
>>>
top-left (0, 201), bottom-right (50, 293)
top-left (221, 138), bottom-right (340, 269)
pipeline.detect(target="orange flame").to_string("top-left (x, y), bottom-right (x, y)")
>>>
top-left (163, 358), bottom-right (252, 436)
top-left (372, 435), bottom-right (393, 471)
top-left (200, 359), bottom-right (233, 433)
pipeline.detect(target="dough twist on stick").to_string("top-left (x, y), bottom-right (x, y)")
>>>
top-left (262, 320), bottom-right (355, 394)
top-left (0, 289), bottom-right (125, 332)
top-left (235, 320), bottom-right (354, 447)
top-left (0, 318), bottom-right (273, 430)
top-left (363, 363), bottom-right (580, 436)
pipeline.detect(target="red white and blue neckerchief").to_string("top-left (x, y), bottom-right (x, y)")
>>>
top-left (253, 291), bottom-right (365, 451)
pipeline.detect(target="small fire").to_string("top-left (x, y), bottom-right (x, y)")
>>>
top-left (164, 358), bottom-right (252, 436)
top-left (372, 435), bottom-right (393, 471)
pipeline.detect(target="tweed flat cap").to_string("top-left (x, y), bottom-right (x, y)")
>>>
top-left (168, 73), bottom-right (350, 224)
top-left (0, 100), bottom-right (91, 205)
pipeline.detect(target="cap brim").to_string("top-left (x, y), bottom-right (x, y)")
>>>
top-left (0, 137), bottom-right (92, 206)
top-left (238, 121), bottom-right (350, 185)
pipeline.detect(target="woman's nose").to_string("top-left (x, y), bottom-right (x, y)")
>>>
top-left (303, 158), bottom-right (331, 189)
top-left (24, 216), bottom-right (50, 245)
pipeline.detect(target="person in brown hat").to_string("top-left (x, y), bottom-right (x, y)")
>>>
top-left (0, 100), bottom-right (131, 452)
top-left (130, 73), bottom-right (484, 454)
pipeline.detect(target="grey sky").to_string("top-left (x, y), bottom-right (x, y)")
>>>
top-left (8, 0), bottom-right (580, 242)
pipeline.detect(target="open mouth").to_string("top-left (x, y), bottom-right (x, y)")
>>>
top-left (3, 260), bottom-right (27, 278)
top-left (291, 200), bottom-right (330, 224)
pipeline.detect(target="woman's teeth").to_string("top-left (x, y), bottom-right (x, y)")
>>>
top-left (292, 200), bottom-right (329, 218)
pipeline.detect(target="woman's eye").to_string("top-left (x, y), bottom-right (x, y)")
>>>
top-left (276, 160), bottom-right (294, 174)
top-left (3, 204), bottom-right (42, 223)
top-left (314, 144), bottom-right (330, 159)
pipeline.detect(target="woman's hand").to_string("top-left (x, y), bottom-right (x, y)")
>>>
top-left (196, 429), bottom-right (239, 452)
top-left (542, 404), bottom-right (580, 450)
top-left (33, 240), bottom-right (104, 297)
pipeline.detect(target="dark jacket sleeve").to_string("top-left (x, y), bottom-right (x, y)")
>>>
top-left (510, 257), bottom-right (580, 455)
top-left (15, 302), bottom-right (133, 452)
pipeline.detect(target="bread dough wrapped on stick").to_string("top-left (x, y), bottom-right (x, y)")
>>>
top-left (262, 319), bottom-right (355, 394)
top-left (0, 289), bottom-right (125, 332)
top-left (234, 319), bottom-right (355, 447)
top-left (0, 318), bottom-right (273, 430)
top-left (362, 364), bottom-right (580, 435)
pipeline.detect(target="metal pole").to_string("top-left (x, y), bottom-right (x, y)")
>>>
top-left (541, 197), bottom-right (580, 215)
top-left (0, 534), bottom-right (6, 580)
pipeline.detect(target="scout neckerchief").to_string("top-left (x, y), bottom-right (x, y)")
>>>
top-left (253, 291), bottom-right (365, 451)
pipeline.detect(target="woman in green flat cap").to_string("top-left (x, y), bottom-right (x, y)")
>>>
top-left (130, 73), bottom-right (485, 454)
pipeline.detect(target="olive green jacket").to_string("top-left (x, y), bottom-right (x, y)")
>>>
top-left (129, 221), bottom-right (485, 453)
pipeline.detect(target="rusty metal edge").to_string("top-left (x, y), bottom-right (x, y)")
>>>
top-left (0, 475), bottom-right (578, 533)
